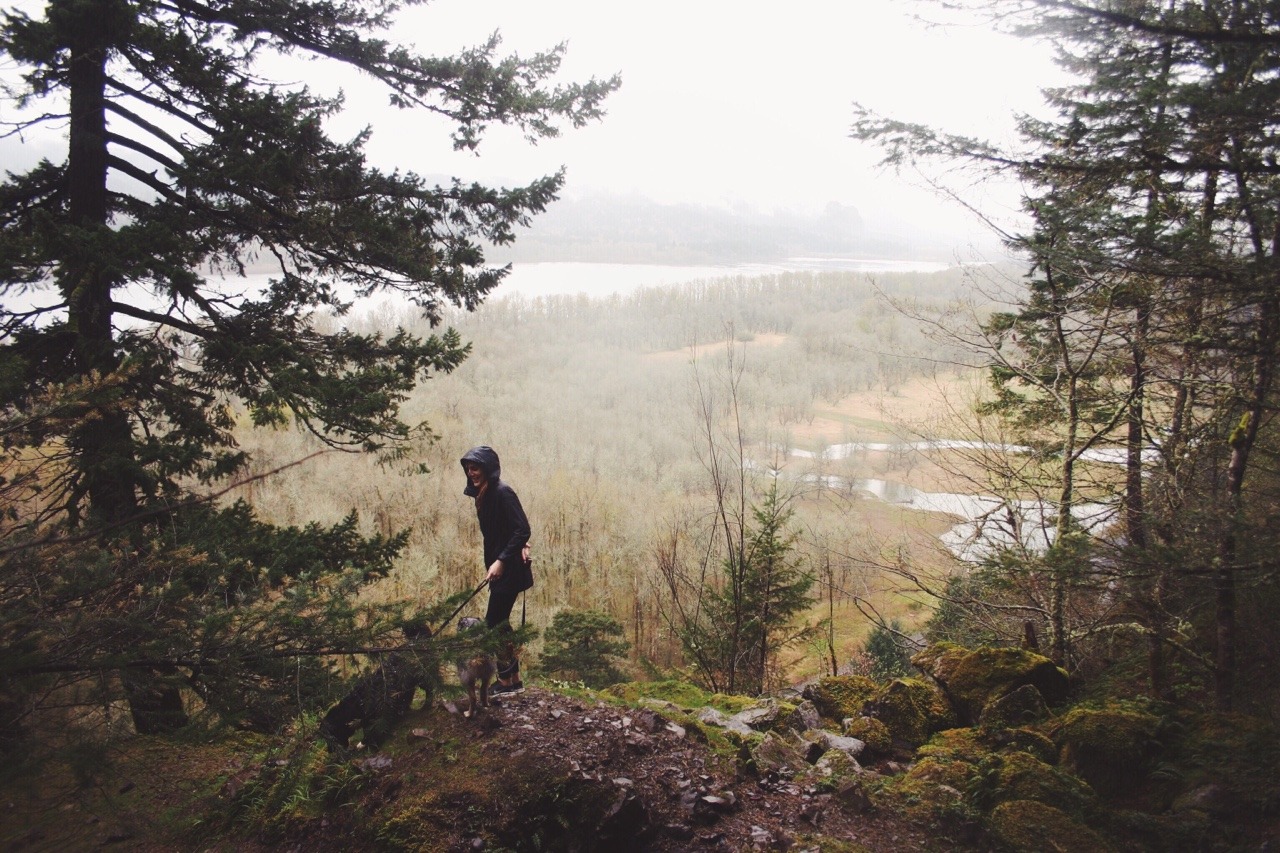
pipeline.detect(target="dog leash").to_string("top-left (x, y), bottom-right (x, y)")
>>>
top-left (432, 578), bottom-right (489, 635)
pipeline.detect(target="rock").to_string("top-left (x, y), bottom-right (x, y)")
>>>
top-left (1052, 703), bottom-right (1163, 799)
top-left (665, 721), bottom-right (687, 739)
top-left (843, 716), bottom-right (893, 757)
top-left (1172, 783), bottom-right (1229, 815)
top-left (982, 682), bottom-right (1050, 727)
top-left (988, 750), bottom-right (1096, 814)
top-left (863, 678), bottom-right (957, 749)
top-left (749, 732), bottom-right (809, 777)
top-left (912, 642), bottom-right (1069, 726)
top-left (795, 700), bottom-right (821, 731)
top-left (636, 709), bottom-right (665, 732)
top-left (663, 823), bottom-right (695, 840)
top-left (750, 825), bottom-right (775, 849)
top-left (730, 698), bottom-right (807, 734)
top-left (800, 739), bottom-right (826, 764)
top-left (354, 755), bottom-right (394, 773)
top-left (811, 729), bottom-right (866, 759)
top-left (802, 676), bottom-right (878, 722)
top-left (988, 799), bottom-right (1116, 853)
top-left (812, 748), bottom-right (862, 780)
top-left (701, 792), bottom-right (737, 812)
top-left (597, 789), bottom-right (651, 847)
top-left (698, 706), bottom-right (754, 737)
top-left (832, 778), bottom-right (872, 813)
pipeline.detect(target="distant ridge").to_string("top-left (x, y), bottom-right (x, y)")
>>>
top-left (487, 191), bottom-right (971, 266)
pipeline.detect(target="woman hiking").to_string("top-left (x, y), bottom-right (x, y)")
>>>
top-left (461, 446), bottom-right (532, 695)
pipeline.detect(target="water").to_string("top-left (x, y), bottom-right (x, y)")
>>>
top-left (837, 474), bottom-right (1115, 563)
top-left (497, 258), bottom-right (952, 299)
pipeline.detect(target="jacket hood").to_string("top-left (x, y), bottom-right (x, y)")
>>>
top-left (461, 446), bottom-right (501, 497)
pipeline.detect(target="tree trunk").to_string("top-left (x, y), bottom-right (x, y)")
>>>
top-left (65, 3), bottom-right (187, 731)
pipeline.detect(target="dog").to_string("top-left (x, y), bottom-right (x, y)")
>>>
top-left (455, 616), bottom-right (496, 718)
top-left (319, 623), bottom-right (433, 752)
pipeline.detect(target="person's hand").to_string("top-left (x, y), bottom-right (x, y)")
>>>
top-left (486, 560), bottom-right (504, 582)
top-left (521, 544), bottom-right (531, 564)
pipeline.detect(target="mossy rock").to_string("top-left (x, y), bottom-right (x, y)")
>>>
top-left (992, 727), bottom-right (1057, 765)
top-left (985, 750), bottom-right (1096, 816)
top-left (1166, 711), bottom-right (1280, 818)
top-left (884, 756), bottom-right (982, 834)
top-left (987, 799), bottom-right (1115, 853)
top-left (1050, 703), bottom-right (1162, 800)
top-left (901, 755), bottom-right (980, 792)
top-left (982, 683), bottom-right (1050, 728)
top-left (864, 678), bottom-right (957, 749)
top-left (917, 727), bottom-right (1057, 771)
top-left (912, 643), bottom-right (1069, 726)
top-left (602, 679), bottom-right (714, 710)
top-left (803, 675), bottom-right (879, 722)
top-left (748, 731), bottom-right (810, 777)
top-left (734, 698), bottom-right (806, 734)
top-left (843, 716), bottom-right (893, 758)
top-left (811, 747), bottom-right (863, 784)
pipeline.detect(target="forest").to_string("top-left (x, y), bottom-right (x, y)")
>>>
top-left (2, 0), bottom-right (1279, 850)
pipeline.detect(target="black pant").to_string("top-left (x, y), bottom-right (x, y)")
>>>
top-left (485, 590), bottom-right (521, 681)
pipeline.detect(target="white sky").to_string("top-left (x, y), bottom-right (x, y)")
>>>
top-left (334, 0), bottom-right (1060, 248)
top-left (2, 0), bottom-right (1062, 250)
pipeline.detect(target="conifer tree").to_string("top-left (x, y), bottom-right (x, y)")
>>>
top-left (853, 0), bottom-right (1280, 709)
top-left (0, 0), bottom-right (616, 734)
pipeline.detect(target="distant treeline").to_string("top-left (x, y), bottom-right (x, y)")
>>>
top-left (485, 193), bottom-right (970, 265)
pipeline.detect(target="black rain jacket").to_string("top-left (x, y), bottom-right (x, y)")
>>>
top-left (461, 446), bottom-right (533, 595)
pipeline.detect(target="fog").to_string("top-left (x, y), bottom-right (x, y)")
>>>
top-left (0, 0), bottom-right (1060, 260)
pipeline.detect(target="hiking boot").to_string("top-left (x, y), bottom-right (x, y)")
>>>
top-left (490, 680), bottom-right (525, 697)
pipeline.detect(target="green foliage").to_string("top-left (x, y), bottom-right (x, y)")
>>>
top-left (540, 609), bottom-right (631, 688)
top-left (0, 0), bottom-right (615, 740)
top-left (0, 498), bottom-right (428, 739)
top-left (682, 482), bottom-right (816, 695)
top-left (864, 620), bottom-right (912, 681)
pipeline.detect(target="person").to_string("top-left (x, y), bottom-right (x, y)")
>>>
top-left (460, 446), bottom-right (532, 696)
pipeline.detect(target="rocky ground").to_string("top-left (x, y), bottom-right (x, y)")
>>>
top-left (3, 683), bottom-right (954, 852)
top-left (417, 685), bottom-right (943, 852)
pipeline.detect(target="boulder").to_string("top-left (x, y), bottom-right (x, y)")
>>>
top-left (802, 675), bottom-right (878, 722)
top-left (808, 729), bottom-right (866, 759)
top-left (982, 683), bottom-right (1050, 728)
top-left (1051, 703), bottom-right (1162, 799)
top-left (912, 642), bottom-right (1069, 726)
top-left (863, 677), bottom-right (957, 749)
top-left (987, 750), bottom-right (1097, 815)
top-left (728, 698), bottom-right (807, 734)
top-left (987, 799), bottom-right (1115, 853)
top-left (812, 747), bottom-right (863, 781)
top-left (747, 731), bottom-right (810, 778)
top-left (843, 716), bottom-right (893, 758)
top-left (696, 706), bottom-right (754, 737)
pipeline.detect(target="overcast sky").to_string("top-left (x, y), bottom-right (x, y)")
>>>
top-left (2, 0), bottom-right (1062, 251)
top-left (352, 0), bottom-right (1061, 245)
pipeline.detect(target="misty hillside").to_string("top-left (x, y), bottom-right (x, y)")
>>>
top-left (487, 191), bottom-right (959, 265)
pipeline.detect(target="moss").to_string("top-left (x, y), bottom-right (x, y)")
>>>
top-left (1169, 711), bottom-right (1280, 817)
top-left (601, 678), bottom-right (715, 709)
top-left (986, 750), bottom-right (1097, 816)
top-left (600, 679), bottom-right (752, 715)
top-left (994, 728), bottom-right (1057, 765)
top-left (1051, 702), bottom-right (1162, 799)
top-left (843, 716), bottom-right (892, 758)
top-left (913, 643), bottom-right (1069, 726)
top-left (987, 799), bottom-right (1115, 853)
top-left (804, 675), bottom-right (879, 722)
top-left (865, 678), bottom-right (957, 748)
top-left (882, 756), bottom-right (982, 837)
